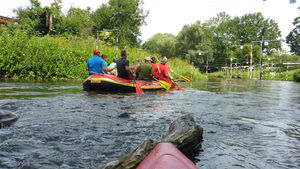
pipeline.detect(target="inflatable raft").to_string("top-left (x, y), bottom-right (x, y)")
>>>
top-left (137, 142), bottom-right (198, 169)
top-left (83, 74), bottom-right (168, 92)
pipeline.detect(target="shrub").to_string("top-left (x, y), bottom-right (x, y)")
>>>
top-left (293, 69), bottom-right (300, 82)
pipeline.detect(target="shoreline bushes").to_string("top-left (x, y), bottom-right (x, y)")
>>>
top-left (0, 27), bottom-right (202, 80)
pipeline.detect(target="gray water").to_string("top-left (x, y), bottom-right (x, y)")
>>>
top-left (0, 80), bottom-right (299, 169)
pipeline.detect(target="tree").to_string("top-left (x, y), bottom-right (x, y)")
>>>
top-left (286, 16), bottom-right (300, 55)
top-left (56, 7), bottom-right (91, 36)
top-left (14, 0), bottom-right (48, 36)
top-left (142, 33), bottom-right (177, 57)
top-left (204, 12), bottom-right (232, 68)
top-left (92, 0), bottom-right (148, 47)
top-left (176, 21), bottom-right (214, 67)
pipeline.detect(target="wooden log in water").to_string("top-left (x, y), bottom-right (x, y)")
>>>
top-left (99, 140), bottom-right (158, 169)
top-left (98, 114), bottom-right (203, 169)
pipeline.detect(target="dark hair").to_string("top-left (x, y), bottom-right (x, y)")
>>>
top-left (151, 57), bottom-right (157, 63)
top-left (113, 58), bottom-right (118, 62)
top-left (121, 50), bottom-right (127, 57)
top-left (101, 54), bottom-right (107, 59)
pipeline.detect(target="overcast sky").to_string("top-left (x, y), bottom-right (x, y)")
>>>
top-left (0, 0), bottom-right (299, 49)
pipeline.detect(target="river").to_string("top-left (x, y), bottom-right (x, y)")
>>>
top-left (0, 79), bottom-right (299, 169)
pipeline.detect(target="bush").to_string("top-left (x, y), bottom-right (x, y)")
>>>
top-left (294, 70), bottom-right (300, 82)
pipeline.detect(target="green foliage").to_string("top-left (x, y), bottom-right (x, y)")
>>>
top-left (142, 33), bottom-right (176, 57)
top-left (176, 21), bottom-right (214, 67)
top-left (0, 27), bottom-right (200, 80)
top-left (286, 17), bottom-right (300, 55)
top-left (91, 0), bottom-right (148, 47)
top-left (294, 69), bottom-right (300, 82)
top-left (55, 7), bottom-right (92, 36)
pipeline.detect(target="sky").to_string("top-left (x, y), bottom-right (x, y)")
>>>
top-left (0, 0), bottom-right (299, 50)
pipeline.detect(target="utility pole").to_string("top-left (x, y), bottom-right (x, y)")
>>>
top-left (230, 57), bottom-right (233, 79)
top-left (250, 44), bottom-right (253, 79)
top-left (206, 55), bottom-right (208, 75)
top-left (260, 25), bottom-right (264, 81)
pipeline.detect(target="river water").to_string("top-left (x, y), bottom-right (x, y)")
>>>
top-left (0, 80), bottom-right (299, 169)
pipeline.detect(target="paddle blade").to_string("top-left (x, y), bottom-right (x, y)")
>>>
top-left (159, 80), bottom-right (171, 90)
top-left (136, 83), bottom-right (144, 94)
top-left (177, 86), bottom-right (184, 91)
top-left (181, 75), bottom-right (192, 82)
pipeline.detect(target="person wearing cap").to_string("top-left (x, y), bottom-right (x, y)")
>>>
top-left (86, 49), bottom-right (107, 75)
top-left (162, 56), bottom-right (174, 73)
top-left (135, 57), bottom-right (154, 81)
top-left (159, 57), bottom-right (172, 80)
top-left (116, 50), bottom-right (134, 80)
top-left (150, 56), bottom-right (161, 79)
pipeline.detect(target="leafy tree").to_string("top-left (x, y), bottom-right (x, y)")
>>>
top-left (56, 7), bottom-right (91, 36)
top-left (14, 0), bottom-right (48, 36)
top-left (142, 33), bottom-right (177, 57)
top-left (204, 12), bottom-right (232, 68)
top-left (91, 0), bottom-right (148, 47)
top-left (286, 16), bottom-right (300, 55)
top-left (176, 21), bottom-right (214, 67)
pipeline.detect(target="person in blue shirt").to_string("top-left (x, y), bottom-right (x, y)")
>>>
top-left (86, 49), bottom-right (107, 75)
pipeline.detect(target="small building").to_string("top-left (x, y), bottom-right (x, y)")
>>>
top-left (0, 16), bottom-right (18, 25)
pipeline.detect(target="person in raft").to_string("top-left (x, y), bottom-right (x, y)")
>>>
top-left (159, 57), bottom-right (173, 80)
top-left (116, 50), bottom-right (134, 80)
top-left (107, 58), bottom-right (118, 76)
top-left (134, 57), bottom-right (154, 81)
top-left (133, 58), bottom-right (142, 79)
top-left (102, 54), bottom-right (117, 75)
top-left (162, 56), bottom-right (174, 73)
top-left (86, 49), bottom-right (107, 75)
top-left (150, 56), bottom-right (161, 79)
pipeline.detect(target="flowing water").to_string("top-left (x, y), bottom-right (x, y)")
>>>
top-left (0, 79), bottom-right (299, 169)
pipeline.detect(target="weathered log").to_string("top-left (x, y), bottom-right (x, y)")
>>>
top-left (98, 114), bottom-right (203, 169)
top-left (98, 140), bottom-right (158, 169)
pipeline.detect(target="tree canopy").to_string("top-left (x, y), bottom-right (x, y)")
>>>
top-left (13, 0), bottom-right (148, 47)
top-left (286, 16), bottom-right (300, 55)
top-left (143, 12), bottom-right (283, 71)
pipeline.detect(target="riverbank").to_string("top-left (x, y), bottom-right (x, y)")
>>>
top-left (0, 27), bottom-right (204, 81)
top-left (208, 67), bottom-right (300, 82)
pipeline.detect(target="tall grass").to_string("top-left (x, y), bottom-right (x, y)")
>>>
top-left (0, 27), bottom-right (203, 81)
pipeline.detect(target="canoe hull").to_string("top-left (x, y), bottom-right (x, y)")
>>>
top-left (137, 142), bottom-right (198, 169)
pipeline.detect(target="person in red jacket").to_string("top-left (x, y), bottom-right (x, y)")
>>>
top-left (159, 58), bottom-right (172, 80)
top-left (150, 56), bottom-right (160, 79)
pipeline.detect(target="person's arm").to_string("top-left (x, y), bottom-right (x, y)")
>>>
top-left (86, 62), bottom-right (89, 71)
top-left (107, 65), bottom-right (117, 72)
top-left (150, 66), bottom-right (154, 77)
top-left (157, 65), bottom-right (161, 75)
top-left (134, 65), bottom-right (141, 79)
top-left (102, 66), bottom-right (108, 73)
top-left (125, 65), bottom-right (134, 78)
